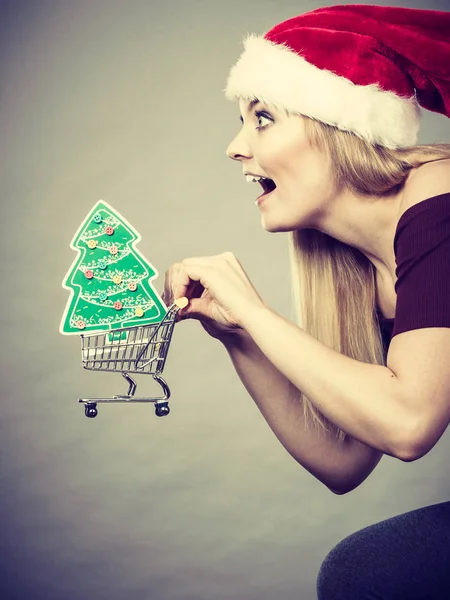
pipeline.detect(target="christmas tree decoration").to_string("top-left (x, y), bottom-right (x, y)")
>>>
top-left (60, 200), bottom-right (188, 419)
top-left (60, 200), bottom-right (167, 337)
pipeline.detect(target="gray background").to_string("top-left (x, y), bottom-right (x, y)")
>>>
top-left (1, 1), bottom-right (449, 599)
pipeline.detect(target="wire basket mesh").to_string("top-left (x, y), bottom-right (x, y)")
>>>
top-left (80, 316), bottom-right (175, 375)
top-left (78, 302), bottom-right (181, 418)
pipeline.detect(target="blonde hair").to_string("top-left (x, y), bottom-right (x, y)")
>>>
top-left (289, 117), bottom-right (450, 442)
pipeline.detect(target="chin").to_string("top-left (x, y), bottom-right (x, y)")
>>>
top-left (260, 216), bottom-right (298, 234)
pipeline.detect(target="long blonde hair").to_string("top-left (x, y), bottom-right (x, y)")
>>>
top-left (289, 117), bottom-right (450, 442)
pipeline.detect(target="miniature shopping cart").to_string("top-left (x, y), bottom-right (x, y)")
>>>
top-left (78, 301), bottom-right (184, 418)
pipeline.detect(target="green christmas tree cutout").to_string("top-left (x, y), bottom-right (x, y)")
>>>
top-left (60, 200), bottom-right (167, 336)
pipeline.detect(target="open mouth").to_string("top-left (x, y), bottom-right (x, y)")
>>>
top-left (260, 177), bottom-right (276, 195)
top-left (245, 174), bottom-right (277, 196)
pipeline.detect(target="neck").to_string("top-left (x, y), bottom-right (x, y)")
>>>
top-left (312, 185), bottom-right (404, 284)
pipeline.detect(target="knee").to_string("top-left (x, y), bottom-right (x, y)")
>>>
top-left (316, 532), bottom-right (367, 600)
top-left (316, 539), bottom-right (348, 600)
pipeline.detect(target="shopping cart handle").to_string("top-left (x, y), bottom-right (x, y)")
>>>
top-left (174, 297), bottom-right (188, 309)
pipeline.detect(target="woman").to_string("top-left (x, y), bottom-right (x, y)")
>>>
top-left (163, 5), bottom-right (450, 598)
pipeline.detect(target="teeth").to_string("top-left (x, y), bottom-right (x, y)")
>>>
top-left (245, 175), bottom-right (263, 183)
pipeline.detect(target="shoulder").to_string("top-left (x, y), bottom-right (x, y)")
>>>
top-left (399, 158), bottom-right (450, 219)
top-left (387, 159), bottom-right (450, 461)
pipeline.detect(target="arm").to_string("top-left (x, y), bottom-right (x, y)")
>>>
top-left (222, 329), bottom-right (384, 495)
top-left (236, 164), bottom-right (450, 462)
top-left (175, 253), bottom-right (418, 461)
top-left (240, 306), bottom-right (418, 461)
top-left (170, 185), bottom-right (450, 463)
top-left (242, 307), bottom-right (448, 461)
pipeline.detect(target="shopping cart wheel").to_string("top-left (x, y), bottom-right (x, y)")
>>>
top-left (85, 403), bottom-right (98, 418)
top-left (155, 402), bottom-right (170, 417)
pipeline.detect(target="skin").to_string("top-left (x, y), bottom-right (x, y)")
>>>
top-left (227, 98), bottom-right (403, 287)
top-left (165, 98), bottom-right (405, 328)
top-left (162, 99), bottom-right (450, 464)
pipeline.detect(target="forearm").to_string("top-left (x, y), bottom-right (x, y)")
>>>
top-left (222, 330), bottom-right (383, 493)
top-left (239, 306), bottom-right (414, 458)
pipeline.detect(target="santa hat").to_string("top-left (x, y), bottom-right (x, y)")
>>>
top-left (225, 5), bottom-right (450, 149)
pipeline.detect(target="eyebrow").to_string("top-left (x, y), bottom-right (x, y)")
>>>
top-left (239, 98), bottom-right (261, 123)
top-left (247, 99), bottom-right (261, 111)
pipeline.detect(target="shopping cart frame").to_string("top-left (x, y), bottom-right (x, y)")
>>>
top-left (78, 302), bottom-right (181, 418)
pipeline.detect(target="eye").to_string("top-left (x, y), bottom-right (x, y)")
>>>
top-left (255, 111), bottom-right (273, 130)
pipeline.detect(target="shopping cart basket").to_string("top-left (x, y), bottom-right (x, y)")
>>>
top-left (78, 301), bottom-right (183, 418)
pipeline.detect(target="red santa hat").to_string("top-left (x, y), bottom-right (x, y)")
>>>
top-left (225, 4), bottom-right (450, 149)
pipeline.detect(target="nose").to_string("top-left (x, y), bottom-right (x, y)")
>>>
top-left (226, 129), bottom-right (252, 161)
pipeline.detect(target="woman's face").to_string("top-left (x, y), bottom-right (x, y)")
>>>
top-left (227, 98), bottom-right (335, 232)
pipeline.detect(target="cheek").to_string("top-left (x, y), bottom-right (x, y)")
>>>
top-left (262, 135), bottom-right (311, 180)
top-left (288, 147), bottom-right (328, 184)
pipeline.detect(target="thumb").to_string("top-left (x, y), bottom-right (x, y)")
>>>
top-left (178, 297), bottom-right (209, 321)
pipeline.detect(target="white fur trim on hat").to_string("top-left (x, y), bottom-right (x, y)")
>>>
top-left (225, 35), bottom-right (420, 149)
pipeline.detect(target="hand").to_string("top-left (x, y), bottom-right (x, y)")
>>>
top-left (163, 252), bottom-right (266, 337)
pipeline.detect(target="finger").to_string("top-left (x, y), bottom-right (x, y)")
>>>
top-left (177, 296), bottom-right (210, 321)
top-left (163, 263), bottom-right (179, 305)
top-left (181, 259), bottom-right (214, 288)
top-left (173, 270), bottom-right (198, 302)
top-left (164, 262), bottom-right (192, 303)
